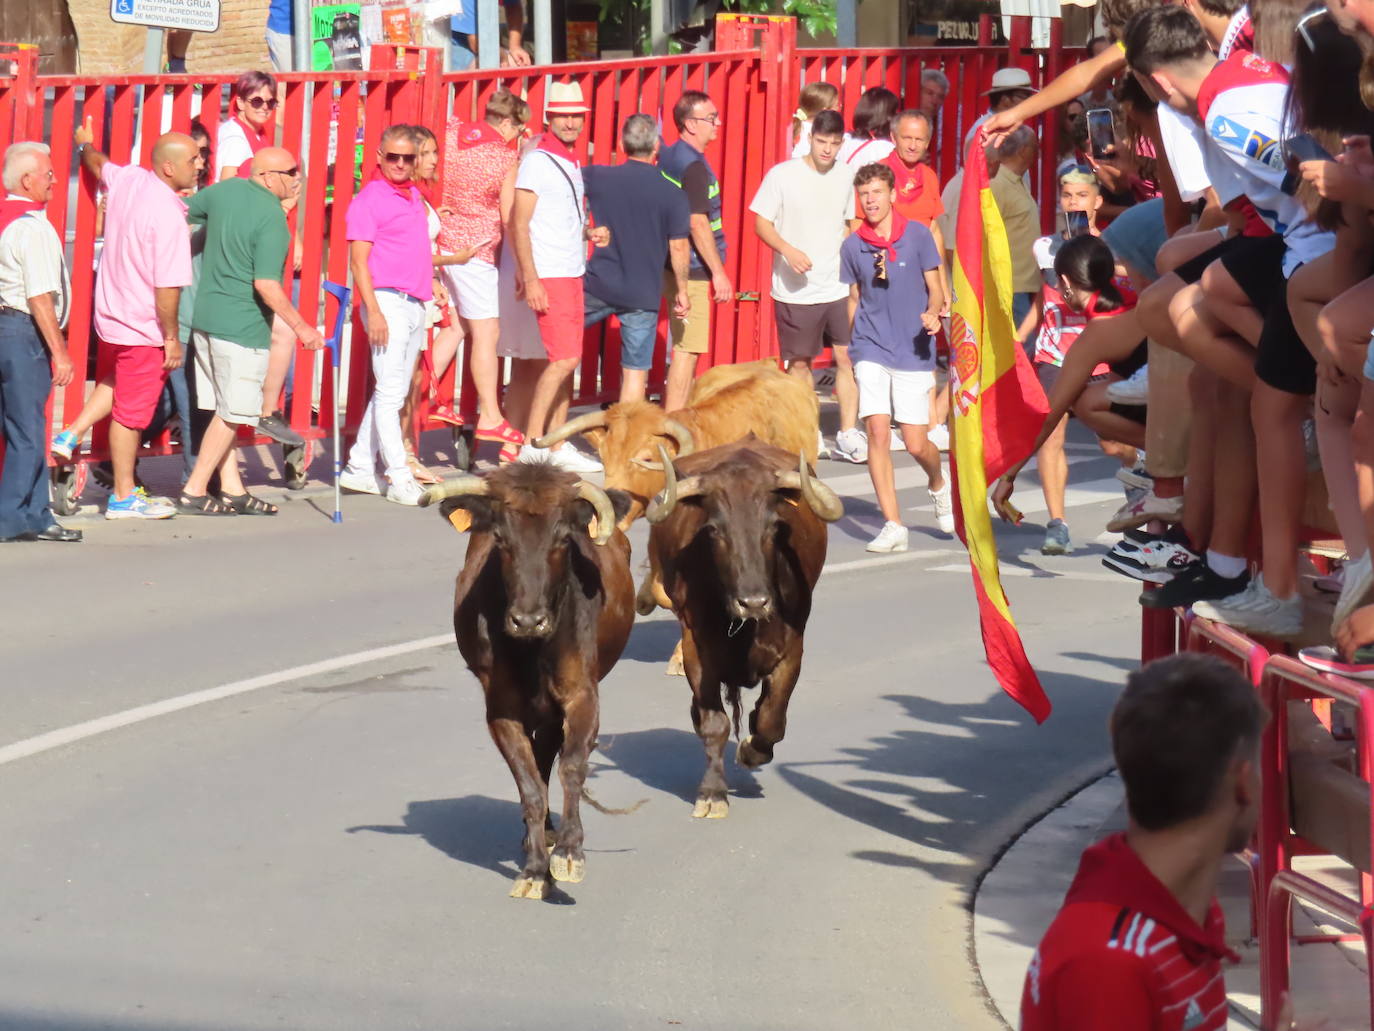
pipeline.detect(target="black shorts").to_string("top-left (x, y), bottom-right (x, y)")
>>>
top-left (1218, 234), bottom-right (1315, 396)
top-left (1172, 235), bottom-right (1242, 285)
top-left (774, 297), bottom-right (850, 361)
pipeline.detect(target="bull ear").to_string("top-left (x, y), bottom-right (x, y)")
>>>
top-left (438, 497), bottom-right (493, 534)
top-left (583, 426), bottom-right (608, 451)
top-left (604, 488), bottom-right (633, 526)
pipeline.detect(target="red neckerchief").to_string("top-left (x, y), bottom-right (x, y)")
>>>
top-left (857, 211), bottom-right (908, 261)
top-left (537, 133), bottom-right (580, 167)
top-left (1083, 282), bottom-right (1138, 319)
top-left (234, 114), bottom-right (272, 154)
top-left (368, 167), bottom-right (420, 202)
top-left (456, 120), bottom-right (506, 150)
top-left (0, 197), bottom-right (43, 238)
top-left (882, 151), bottom-right (925, 201)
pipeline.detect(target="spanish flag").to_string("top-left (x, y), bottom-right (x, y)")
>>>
top-left (948, 145), bottom-right (1052, 724)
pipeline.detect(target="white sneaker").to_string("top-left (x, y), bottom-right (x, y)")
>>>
top-left (515, 445), bottom-right (551, 464)
top-left (549, 445), bottom-right (604, 474)
top-left (866, 520), bottom-right (909, 553)
top-left (1192, 573), bottom-right (1303, 637)
top-left (339, 469), bottom-right (383, 495)
top-left (385, 477), bottom-right (426, 506)
top-left (1105, 365), bottom-right (1148, 406)
top-left (1106, 489), bottom-right (1183, 532)
top-left (930, 478), bottom-right (955, 534)
top-left (834, 427), bottom-right (868, 464)
top-left (816, 429), bottom-right (831, 461)
top-left (928, 424), bottom-right (950, 452)
top-left (1333, 552), bottom-right (1374, 632)
top-left (1115, 463), bottom-right (1153, 492)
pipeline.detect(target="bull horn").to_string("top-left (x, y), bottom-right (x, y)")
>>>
top-left (419, 475), bottom-right (491, 508)
top-left (535, 410), bottom-right (609, 449)
top-left (577, 480), bottom-right (616, 546)
top-left (662, 417), bottom-right (696, 457)
top-left (647, 445), bottom-right (704, 524)
top-left (775, 455), bottom-right (844, 523)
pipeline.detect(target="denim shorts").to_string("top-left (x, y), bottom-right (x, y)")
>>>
top-left (1102, 198), bottom-right (1168, 281)
top-left (584, 291), bottom-right (660, 372)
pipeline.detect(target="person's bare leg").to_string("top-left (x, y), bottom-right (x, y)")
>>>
top-left (664, 350), bottom-right (697, 412)
top-left (260, 316), bottom-right (295, 419)
top-left (864, 415), bottom-right (900, 523)
top-left (619, 368), bottom-right (649, 404)
top-left (1171, 281), bottom-right (1258, 391)
top-left (184, 416), bottom-right (238, 497)
top-left (1073, 382), bottom-right (1146, 452)
top-left (108, 421), bottom-right (142, 499)
top-left (504, 359), bottom-right (542, 436)
top-left (898, 421), bottom-right (945, 490)
top-left (1037, 418), bottom-right (1069, 522)
top-left (786, 357), bottom-right (812, 385)
top-left (832, 344), bottom-right (858, 433)
top-left (547, 378), bottom-right (573, 449)
top-left (430, 323), bottom-right (462, 382)
top-left (1250, 381), bottom-right (1308, 599)
top-left (1209, 381), bottom-right (1258, 561)
top-left (466, 318), bottom-right (508, 429)
top-left (1181, 365), bottom-right (1219, 551)
top-left (526, 357), bottom-right (579, 442)
top-left (62, 379), bottom-right (114, 439)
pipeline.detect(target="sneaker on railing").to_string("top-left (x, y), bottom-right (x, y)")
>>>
top-left (1107, 488), bottom-right (1182, 532)
top-left (1193, 574), bottom-right (1302, 638)
top-left (1139, 563), bottom-right (1249, 610)
top-left (1105, 365), bottom-right (1148, 406)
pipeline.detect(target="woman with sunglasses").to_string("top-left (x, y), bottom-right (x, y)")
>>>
top-left (216, 71), bottom-right (277, 183)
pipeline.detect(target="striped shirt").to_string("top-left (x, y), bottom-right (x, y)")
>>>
top-left (1021, 834), bottom-right (1236, 1031)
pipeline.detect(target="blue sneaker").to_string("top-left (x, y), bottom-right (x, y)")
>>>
top-left (106, 488), bottom-right (176, 520)
top-left (51, 429), bottom-right (79, 461)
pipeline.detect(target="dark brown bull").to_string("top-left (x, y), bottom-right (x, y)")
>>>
top-left (421, 464), bottom-right (635, 899)
top-left (645, 438), bottom-right (843, 818)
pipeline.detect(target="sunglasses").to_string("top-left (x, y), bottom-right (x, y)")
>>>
top-left (261, 166), bottom-right (299, 177)
top-left (873, 250), bottom-right (888, 286)
top-left (382, 151), bottom-right (417, 165)
top-left (1297, 7), bottom-right (1327, 51)
top-left (245, 96), bottom-right (278, 111)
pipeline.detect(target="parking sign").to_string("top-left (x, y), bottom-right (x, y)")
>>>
top-left (109, 0), bottom-right (220, 33)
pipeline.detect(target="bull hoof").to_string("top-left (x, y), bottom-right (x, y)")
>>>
top-left (549, 850), bottom-right (585, 884)
top-left (509, 875), bottom-right (550, 900)
top-left (736, 735), bottom-right (772, 769)
top-left (692, 795), bottom-right (729, 819)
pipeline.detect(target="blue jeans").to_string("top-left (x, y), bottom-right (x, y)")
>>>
top-left (584, 291), bottom-right (660, 372)
top-left (1012, 291), bottom-right (1038, 359)
top-left (145, 343), bottom-right (198, 481)
top-left (449, 32), bottom-right (477, 70)
top-left (0, 313), bottom-right (54, 536)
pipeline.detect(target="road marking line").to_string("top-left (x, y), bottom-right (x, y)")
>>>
top-left (926, 562), bottom-right (1127, 583)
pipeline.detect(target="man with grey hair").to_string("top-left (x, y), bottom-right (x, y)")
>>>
top-left (0, 142), bottom-right (79, 542)
top-left (918, 69), bottom-right (949, 163)
top-left (580, 113), bottom-right (692, 403)
top-left (988, 125), bottom-right (1042, 344)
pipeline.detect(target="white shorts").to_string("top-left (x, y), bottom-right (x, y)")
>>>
top-left (443, 258), bottom-right (500, 321)
top-left (855, 361), bottom-right (936, 425)
top-left (192, 331), bottom-right (270, 426)
top-left (496, 246), bottom-right (544, 361)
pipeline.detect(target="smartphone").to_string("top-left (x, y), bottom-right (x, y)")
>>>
top-left (1280, 133), bottom-right (1334, 195)
top-left (1086, 108), bottom-right (1116, 160)
top-left (1063, 210), bottom-right (1090, 238)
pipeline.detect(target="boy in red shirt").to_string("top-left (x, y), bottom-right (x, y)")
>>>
top-left (1021, 653), bottom-right (1263, 1031)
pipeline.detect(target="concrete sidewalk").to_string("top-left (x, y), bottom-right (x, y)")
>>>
top-left (973, 772), bottom-right (1370, 1030)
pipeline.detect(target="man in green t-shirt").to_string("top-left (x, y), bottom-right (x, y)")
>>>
top-left (179, 147), bottom-right (323, 516)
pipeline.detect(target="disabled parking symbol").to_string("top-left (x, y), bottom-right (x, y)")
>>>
top-left (114, 0), bottom-right (135, 14)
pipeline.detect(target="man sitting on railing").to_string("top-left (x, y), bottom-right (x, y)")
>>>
top-left (1022, 653), bottom-right (1283, 1031)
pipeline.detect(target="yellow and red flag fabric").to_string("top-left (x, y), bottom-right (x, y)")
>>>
top-left (948, 145), bottom-right (1052, 724)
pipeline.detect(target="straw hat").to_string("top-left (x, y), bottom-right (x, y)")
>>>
top-left (545, 81), bottom-right (590, 116)
top-left (983, 67), bottom-right (1037, 97)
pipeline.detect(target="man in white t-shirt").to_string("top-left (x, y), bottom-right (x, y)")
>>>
top-left (511, 82), bottom-right (607, 472)
top-left (750, 109), bottom-right (859, 462)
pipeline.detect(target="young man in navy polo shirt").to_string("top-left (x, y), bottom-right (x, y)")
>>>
top-left (840, 162), bottom-right (951, 553)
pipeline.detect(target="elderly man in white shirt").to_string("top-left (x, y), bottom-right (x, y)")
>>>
top-left (0, 142), bottom-right (79, 543)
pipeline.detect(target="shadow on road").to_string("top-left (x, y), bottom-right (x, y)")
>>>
top-left (347, 796), bottom-right (520, 879)
top-left (597, 725), bottom-right (762, 805)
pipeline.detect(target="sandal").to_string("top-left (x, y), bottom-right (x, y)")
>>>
top-left (218, 492), bottom-right (278, 516)
top-left (408, 456), bottom-right (441, 484)
top-left (176, 493), bottom-right (237, 516)
top-left (429, 403), bottom-right (463, 428)
top-left (498, 443), bottom-right (521, 465)
top-left (475, 419), bottom-right (525, 446)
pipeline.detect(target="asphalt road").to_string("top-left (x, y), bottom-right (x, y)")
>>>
top-left (0, 429), bottom-right (1136, 1031)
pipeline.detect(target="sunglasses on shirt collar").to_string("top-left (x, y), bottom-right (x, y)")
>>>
top-left (873, 249), bottom-right (888, 286)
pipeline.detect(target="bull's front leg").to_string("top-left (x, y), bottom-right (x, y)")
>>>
top-left (550, 683), bottom-right (599, 884)
top-left (488, 715), bottom-right (552, 900)
top-left (683, 631), bottom-right (730, 819)
top-left (737, 641), bottom-right (802, 770)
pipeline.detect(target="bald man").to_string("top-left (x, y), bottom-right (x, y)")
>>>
top-left (51, 124), bottom-right (204, 519)
top-left (175, 145), bottom-right (322, 515)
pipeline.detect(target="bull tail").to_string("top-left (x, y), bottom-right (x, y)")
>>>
top-left (726, 685), bottom-right (743, 740)
top-left (580, 786), bottom-right (649, 816)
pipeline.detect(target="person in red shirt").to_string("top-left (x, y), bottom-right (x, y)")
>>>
top-left (1021, 652), bottom-right (1269, 1031)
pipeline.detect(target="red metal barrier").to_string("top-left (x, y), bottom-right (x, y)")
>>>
top-left (1257, 655), bottom-right (1374, 1030)
top-left (1, 20), bottom-right (1045, 497)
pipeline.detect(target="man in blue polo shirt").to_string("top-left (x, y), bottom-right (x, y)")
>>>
top-left (583, 114), bottom-right (692, 403)
top-left (840, 162), bottom-right (952, 552)
top-left (451, 0), bottom-right (528, 69)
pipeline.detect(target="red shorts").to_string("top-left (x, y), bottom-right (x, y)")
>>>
top-left (535, 277), bottom-right (586, 362)
top-left (107, 341), bottom-right (169, 431)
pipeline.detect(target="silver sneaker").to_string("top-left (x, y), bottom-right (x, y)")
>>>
top-left (1193, 574), bottom-right (1302, 637)
top-left (866, 520), bottom-right (909, 553)
top-left (930, 477), bottom-right (955, 534)
top-left (1333, 552), bottom-right (1374, 633)
top-left (833, 427), bottom-right (868, 464)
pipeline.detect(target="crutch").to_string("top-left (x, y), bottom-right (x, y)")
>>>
top-left (322, 280), bottom-right (352, 524)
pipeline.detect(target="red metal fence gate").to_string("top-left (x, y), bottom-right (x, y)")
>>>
top-left (0, 17), bottom-right (1040, 488)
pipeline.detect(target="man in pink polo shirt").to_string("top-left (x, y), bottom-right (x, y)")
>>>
top-left (339, 124), bottom-right (442, 506)
top-left (52, 122), bottom-right (202, 520)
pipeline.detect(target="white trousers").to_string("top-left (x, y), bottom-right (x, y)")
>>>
top-left (345, 289), bottom-right (425, 485)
